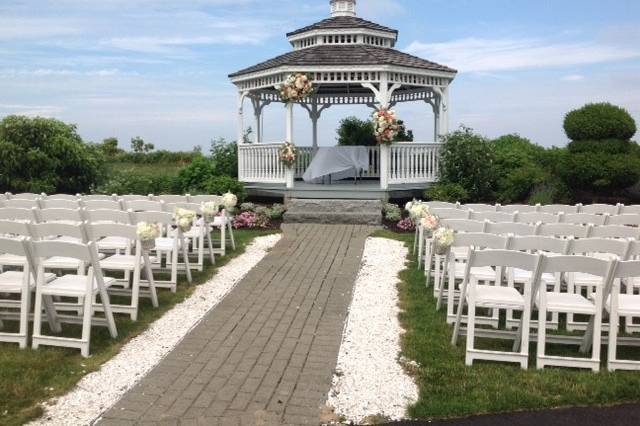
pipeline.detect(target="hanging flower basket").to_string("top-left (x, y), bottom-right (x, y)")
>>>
top-left (137, 222), bottom-right (160, 252)
top-left (201, 201), bottom-right (220, 223)
top-left (174, 207), bottom-right (196, 233)
top-left (372, 108), bottom-right (400, 145)
top-left (279, 73), bottom-right (314, 103)
top-left (433, 227), bottom-right (455, 256)
top-left (279, 141), bottom-right (298, 168)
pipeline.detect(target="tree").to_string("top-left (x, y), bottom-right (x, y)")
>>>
top-left (100, 137), bottom-right (121, 157)
top-left (0, 115), bottom-right (103, 193)
top-left (394, 120), bottom-right (414, 142)
top-left (336, 116), bottom-right (377, 146)
top-left (130, 136), bottom-right (155, 153)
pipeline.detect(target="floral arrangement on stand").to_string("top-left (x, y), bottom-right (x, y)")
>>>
top-left (136, 222), bottom-right (160, 251)
top-left (222, 192), bottom-right (238, 212)
top-left (421, 213), bottom-right (440, 238)
top-left (279, 141), bottom-right (298, 168)
top-left (433, 227), bottom-right (455, 255)
top-left (201, 201), bottom-right (220, 223)
top-left (279, 73), bottom-right (314, 103)
top-left (174, 208), bottom-right (196, 232)
top-left (372, 108), bottom-right (400, 145)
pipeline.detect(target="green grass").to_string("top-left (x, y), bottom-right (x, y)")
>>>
top-left (105, 161), bottom-right (185, 177)
top-left (0, 229), bottom-right (277, 426)
top-left (372, 230), bottom-right (640, 420)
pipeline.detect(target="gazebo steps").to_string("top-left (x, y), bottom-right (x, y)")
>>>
top-left (284, 199), bottom-right (382, 225)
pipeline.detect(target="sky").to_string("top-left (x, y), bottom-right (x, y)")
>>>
top-left (1, 0), bottom-right (639, 151)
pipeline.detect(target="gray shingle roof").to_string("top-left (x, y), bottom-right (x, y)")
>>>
top-left (229, 45), bottom-right (457, 78)
top-left (286, 16), bottom-right (398, 37)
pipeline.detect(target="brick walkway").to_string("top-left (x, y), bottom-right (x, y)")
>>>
top-left (99, 224), bottom-right (374, 425)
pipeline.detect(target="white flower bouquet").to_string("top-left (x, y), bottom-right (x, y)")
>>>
top-left (174, 207), bottom-right (196, 232)
top-left (222, 192), bottom-right (237, 210)
top-left (201, 201), bottom-right (220, 223)
top-left (279, 73), bottom-right (314, 103)
top-left (408, 202), bottom-right (430, 221)
top-left (137, 222), bottom-right (160, 251)
top-left (433, 227), bottom-right (455, 255)
top-left (372, 108), bottom-right (400, 145)
top-left (279, 141), bottom-right (298, 168)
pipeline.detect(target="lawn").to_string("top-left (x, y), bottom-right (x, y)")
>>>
top-left (0, 229), bottom-right (277, 426)
top-left (373, 230), bottom-right (640, 420)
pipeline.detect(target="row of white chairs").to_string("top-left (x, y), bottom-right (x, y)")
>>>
top-left (3, 192), bottom-right (218, 205)
top-left (421, 231), bottom-right (640, 371)
top-left (421, 201), bottom-right (640, 215)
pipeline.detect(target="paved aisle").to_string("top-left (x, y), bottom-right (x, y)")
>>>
top-left (99, 224), bottom-right (374, 425)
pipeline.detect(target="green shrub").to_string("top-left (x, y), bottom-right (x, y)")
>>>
top-left (425, 183), bottom-right (469, 203)
top-left (564, 102), bottom-right (636, 141)
top-left (267, 203), bottom-right (286, 220)
top-left (96, 170), bottom-right (179, 195)
top-left (559, 152), bottom-right (640, 191)
top-left (528, 180), bottom-right (572, 205)
top-left (240, 202), bottom-right (256, 212)
top-left (210, 138), bottom-right (238, 178)
top-left (337, 116), bottom-right (377, 146)
top-left (176, 157), bottom-right (217, 193)
top-left (383, 203), bottom-right (402, 222)
top-left (0, 115), bottom-right (103, 194)
top-left (201, 176), bottom-right (247, 201)
top-left (438, 126), bottom-right (495, 201)
top-left (567, 139), bottom-right (634, 154)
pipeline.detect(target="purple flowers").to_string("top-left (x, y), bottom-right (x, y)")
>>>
top-left (233, 211), bottom-right (270, 229)
top-left (396, 217), bottom-right (415, 231)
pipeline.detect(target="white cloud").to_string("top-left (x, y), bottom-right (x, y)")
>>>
top-left (562, 74), bottom-right (585, 81)
top-left (404, 37), bottom-right (640, 73)
top-left (0, 17), bottom-right (82, 40)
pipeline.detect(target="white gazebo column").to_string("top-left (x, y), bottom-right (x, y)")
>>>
top-left (285, 102), bottom-right (295, 189)
top-left (237, 91), bottom-right (248, 144)
top-left (250, 97), bottom-right (263, 143)
top-left (302, 98), bottom-right (330, 155)
top-left (433, 85), bottom-right (450, 139)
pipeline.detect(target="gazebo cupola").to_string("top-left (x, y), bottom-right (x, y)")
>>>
top-left (229, 0), bottom-right (457, 192)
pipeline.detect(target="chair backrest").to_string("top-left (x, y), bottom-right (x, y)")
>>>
top-left (485, 221), bottom-right (537, 236)
top-left (0, 220), bottom-right (31, 237)
top-left (468, 248), bottom-right (542, 272)
top-left (124, 200), bottom-right (165, 212)
top-left (82, 194), bottom-right (116, 201)
top-left (465, 203), bottom-right (498, 212)
top-left (515, 211), bottom-right (560, 224)
top-left (590, 225), bottom-right (640, 240)
top-left (608, 214), bottom-right (640, 227)
top-left (155, 195), bottom-right (189, 204)
top-left (30, 222), bottom-right (87, 242)
top-left (580, 203), bottom-right (621, 215)
top-left (431, 208), bottom-right (470, 220)
top-left (83, 209), bottom-right (132, 225)
top-left (424, 201), bottom-right (460, 209)
top-left (44, 194), bottom-right (79, 201)
top-left (87, 222), bottom-right (137, 242)
top-left (132, 210), bottom-right (173, 226)
top-left (36, 208), bottom-right (84, 224)
top-left (500, 204), bottom-right (539, 213)
top-left (4, 199), bottom-right (39, 209)
top-left (562, 212), bottom-right (608, 226)
top-left (470, 211), bottom-right (516, 223)
top-left (509, 235), bottom-right (571, 255)
top-left (440, 219), bottom-right (486, 233)
top-left (0, 207), bottom-right (37, 222)
top-left (620, 205), bottom-right (640, 215)
top-left (0, 237), bottom-right (32, 274)
top-left (568, 237), bottom-right (631, 259)
top-left (539, 254), bottom-right (614, 277)
top-left (119, 194), bottom-right (151, 202)
top-left (188, 194), bottom-right (223, 204)
top-left (12, 193), bottom-right (42, 201)
top-left (539, 204), bottom-right (579, 214)
top-left (39, 199), bottom-right (80, 210)
top-left (165, 202), bottom-right (202, 214)
top-left (450, 232), bottom-right (510, 250)
top-left (31, 240), bottom-right (95, 264)
top-left (82, 199), bottom-right (123, 210)
top-left (612, 260), bottom-right (640, 280)
top-left (537, 223), bottom-right (591, 238)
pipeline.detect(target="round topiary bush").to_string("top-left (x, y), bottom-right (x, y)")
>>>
top-left (563, 102), bottom-right (636, 141)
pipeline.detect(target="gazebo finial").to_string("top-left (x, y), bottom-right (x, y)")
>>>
top-left (330, 0), bottom-right (356, 17)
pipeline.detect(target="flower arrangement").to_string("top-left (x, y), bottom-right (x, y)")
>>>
top-left (279, 141), bottom-right (298, 168)
top-left (222, 192), bottom-right (237, 210)
top-left (420, 213), bottom-right (440, 237)
top-left (372, 108), bottom-right (400, 145)
top-left (433, 227), bottom-right (455, 255)
top-left (407, 200), bottom-right (430, 222)
top-left (279, 73), bottom-right (314, 103)
top-left (174, 208), bottom-right (196, 232)
top-left (136, 222), bottom-right (160, 250)
top-left (201, 201), bottom-right (220, 223)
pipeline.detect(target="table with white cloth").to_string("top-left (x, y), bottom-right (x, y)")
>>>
top-left (302, 146), bottom-right (369, 184)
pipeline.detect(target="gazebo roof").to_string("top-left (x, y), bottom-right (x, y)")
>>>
top-left (228, 44), bottom-right (455, 78)
top-left (286, 16), bottom-right (398, 38)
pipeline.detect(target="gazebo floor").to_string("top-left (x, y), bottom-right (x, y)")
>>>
top-left (245, 180), bottom-right (432, 200)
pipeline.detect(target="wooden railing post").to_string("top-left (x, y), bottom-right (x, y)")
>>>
top-left (380, 144), bottom-right (390, 190)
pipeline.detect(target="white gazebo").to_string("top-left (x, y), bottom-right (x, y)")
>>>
top-left (229, 0), bottom-right (457, 199)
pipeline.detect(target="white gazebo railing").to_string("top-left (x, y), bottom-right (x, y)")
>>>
top-left (239, 142), bottom-right (440, 190)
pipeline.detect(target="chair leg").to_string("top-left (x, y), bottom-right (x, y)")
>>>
top-left (536, 298), bottom-right (547, 370)
top-left (80, 292), bottom-right (93, 357)
top-left (143, 253), bottom-right (159, 308)
top-left (465, 290), bottom-right (476, 366)
top-left (181, 237), bottom-right (192, 283)
top-left (227, 221), bottom-right (236, 251)
top-left (18, 289), bottom-right (30, 349)
top-left (519, 306), bottom-right (531, 369)
top-left (130, 269), bottom-right (140, 321)
top-left (42, 295), bottom-right (61, 333)
top-left (608, 311), bottom-right (619, 371)
top-left (206, 232), bottom-right (215, 264)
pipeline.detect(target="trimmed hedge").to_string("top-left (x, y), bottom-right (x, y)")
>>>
top-left (564, 103), bottom-right (636, 141)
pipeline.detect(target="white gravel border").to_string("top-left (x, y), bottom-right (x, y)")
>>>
top-left (29, 233), bottom-right (281, 426)
top-left (328, 237), bottom-right (418, 423)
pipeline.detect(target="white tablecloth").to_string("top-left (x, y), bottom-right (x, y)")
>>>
top-left (302, 146), bottom-right (369, 184)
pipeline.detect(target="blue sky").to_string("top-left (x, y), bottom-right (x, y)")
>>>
top-left (1, 0), bottom-right (639, 150)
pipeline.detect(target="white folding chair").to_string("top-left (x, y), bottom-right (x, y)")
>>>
top-left (119, 194), bottom-right (151, 202)
top-left (465, 204), bottom-right (498, 212)
top-left (154, 195), bottom-right (189, 204)
top-left (81, 199), bottom-right (123, 211)
top-left (537, 223), bottom-right (592, 239)
top-left (31, 240), bottom-right (118, 357)
top-left (165, 202), bottom-right (215, 271)
top-left (425, 201), bottom-right (460, 209)
top-left (29, 222), bottom-right (90, 273)
top-left (606, 260), bottom-right (640, 371)
top-left (4, 199), bottom-right (39, 209)
top-left (500, 204), bottom-right (539, 213)
top-left (535, 255), bottom-right (616, 371)
top-left (124, 200), bottom-right (165, 212)
top-left (562, 213), bottom-right (608, 226)
top-left (0, 221), bottom-right (33, 270)
top-left (190, 195), bottom-right (235, 255)
top-left (484, 222), bottom-right (538, 236)
top-left (35, 208), bottom-right (84, 225)
top-left (44, 194), bottom-right (80, 201)
top-left (12, 193), bottom-right (41, 201)
top-left (580, 204), bottom-right (622, 215)
top-left (82, 194), bottom-right (116, 201)
top-left (608, 214), bottom-right (640, 227)
top-left (431, 208), bottom-right (470, 220)
top-left (590, 225), bottom-right (640, 240)
top-left (0, 208), bottom-right (37, 223)
top-left (620, 205), bottom-right (640, 215)
top-left (539, 204), bottom-right (579, 214)
top-left (470, 211), bottom-right (516, 223)
top-left (132, 211), bottom-right (192, 292)
top-left (438, 233), bottom-right (510, 328)
top-left (516, 211), bottom-right (561, 224)
top-left (38, 199), bottom-right (80, 210)
top-left (87, 223), bottom-right (158, 320)
top-left (452, 249), bottom-right (542, 369)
